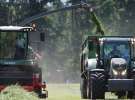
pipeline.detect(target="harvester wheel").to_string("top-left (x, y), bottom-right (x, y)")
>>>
top-left (35, 88), bottom-right (48, 98)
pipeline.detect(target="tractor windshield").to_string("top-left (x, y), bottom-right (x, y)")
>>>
top-left (103, 41), bottom-right (130, 63)
top-left (0, 31), bottom-right (27, 59)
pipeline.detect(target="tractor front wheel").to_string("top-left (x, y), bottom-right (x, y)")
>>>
top-left (89, 72), bottom-right (105, 99)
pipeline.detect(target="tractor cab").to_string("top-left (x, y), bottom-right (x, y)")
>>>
top-left (0, 26), bottom-right (31, 60)
top-left (100, 37), bottom-right (131, 72)
top-left (84, 36), bottom-right (135, 70)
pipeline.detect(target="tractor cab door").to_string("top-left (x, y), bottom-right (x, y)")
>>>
top-left (131, 39), bottom-right (135, 67)
top-left (88, 36), bottom-right (100, 59)
top-left (81, 36), bottom-right (99, 73)
top-left (87, 36), bottom-right (101, 69)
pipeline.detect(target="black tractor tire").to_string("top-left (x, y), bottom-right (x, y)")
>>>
top-left (35, 89), bottom-right (41, 97)
top-left (87, 72), bottom-right (91, 99)
top-left (88, 72), bottom-right (105, 99)
top-left (127, 91), bottom-right (135, 99)
top-left (40, 94), bottom-right (48, 98)
top-left (80, 78), bottom-right (87, 99)
top-left (35, 88), bottom-right (48, 98)
top-left (117, 91), bottom-right (126, 99)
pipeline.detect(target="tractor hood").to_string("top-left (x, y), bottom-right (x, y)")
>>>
top-left (0, 59), bottom-right (37, 66)
top-left (111, 58), bottom-right (127, 70)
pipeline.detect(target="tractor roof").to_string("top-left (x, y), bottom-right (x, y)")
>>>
top-left (86, 36), bottom-right (134, 42)
top-left (0, 26), bottom-right (33, 31)
top-left (99, 37), bottom-right (131, 42)
top-left (82, 36), bottom-right (135, 49)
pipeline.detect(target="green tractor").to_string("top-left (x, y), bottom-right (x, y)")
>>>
top-left (80, 36), bottom-right (135, 99)
top-left (0, 26), bottom-right (48, 98)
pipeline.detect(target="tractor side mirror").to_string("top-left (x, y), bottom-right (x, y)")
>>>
top-left (40, 32), bottom-right (45, 41)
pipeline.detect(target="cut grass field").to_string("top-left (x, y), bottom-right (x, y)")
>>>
top-left (46, 84), bottom-right (117, 100)
top-left (0, 84), bottom-right (118, 100)
top-left (46, 84), bottom-right (81, 100)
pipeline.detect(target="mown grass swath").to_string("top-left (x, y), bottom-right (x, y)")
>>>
top-left (0, 85), bottom-right (39, 100)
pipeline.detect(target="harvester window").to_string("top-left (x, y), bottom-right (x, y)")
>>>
top-left (0, 32), bottom-right (27, 59)
top-left (14, 33), bottom-right (27, 59)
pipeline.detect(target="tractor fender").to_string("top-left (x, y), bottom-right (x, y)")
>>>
top-left (86, 58), bottom-right (97, 70)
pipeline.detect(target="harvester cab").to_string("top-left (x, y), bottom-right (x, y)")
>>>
top-left (0, 26), bottom-right (48, 98)
top-left (80, 36), bottom-right (135, 99)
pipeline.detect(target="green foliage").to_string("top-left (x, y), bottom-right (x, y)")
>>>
top-left (0, 4), bottom-right (8, 25)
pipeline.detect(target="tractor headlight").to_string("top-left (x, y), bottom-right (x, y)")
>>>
top-left (112, 69), bottom-right (118, 75)
top-left (112, 69), bottom-right (127, 76)
top-left (121, 69), bottom-right (127, 75)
